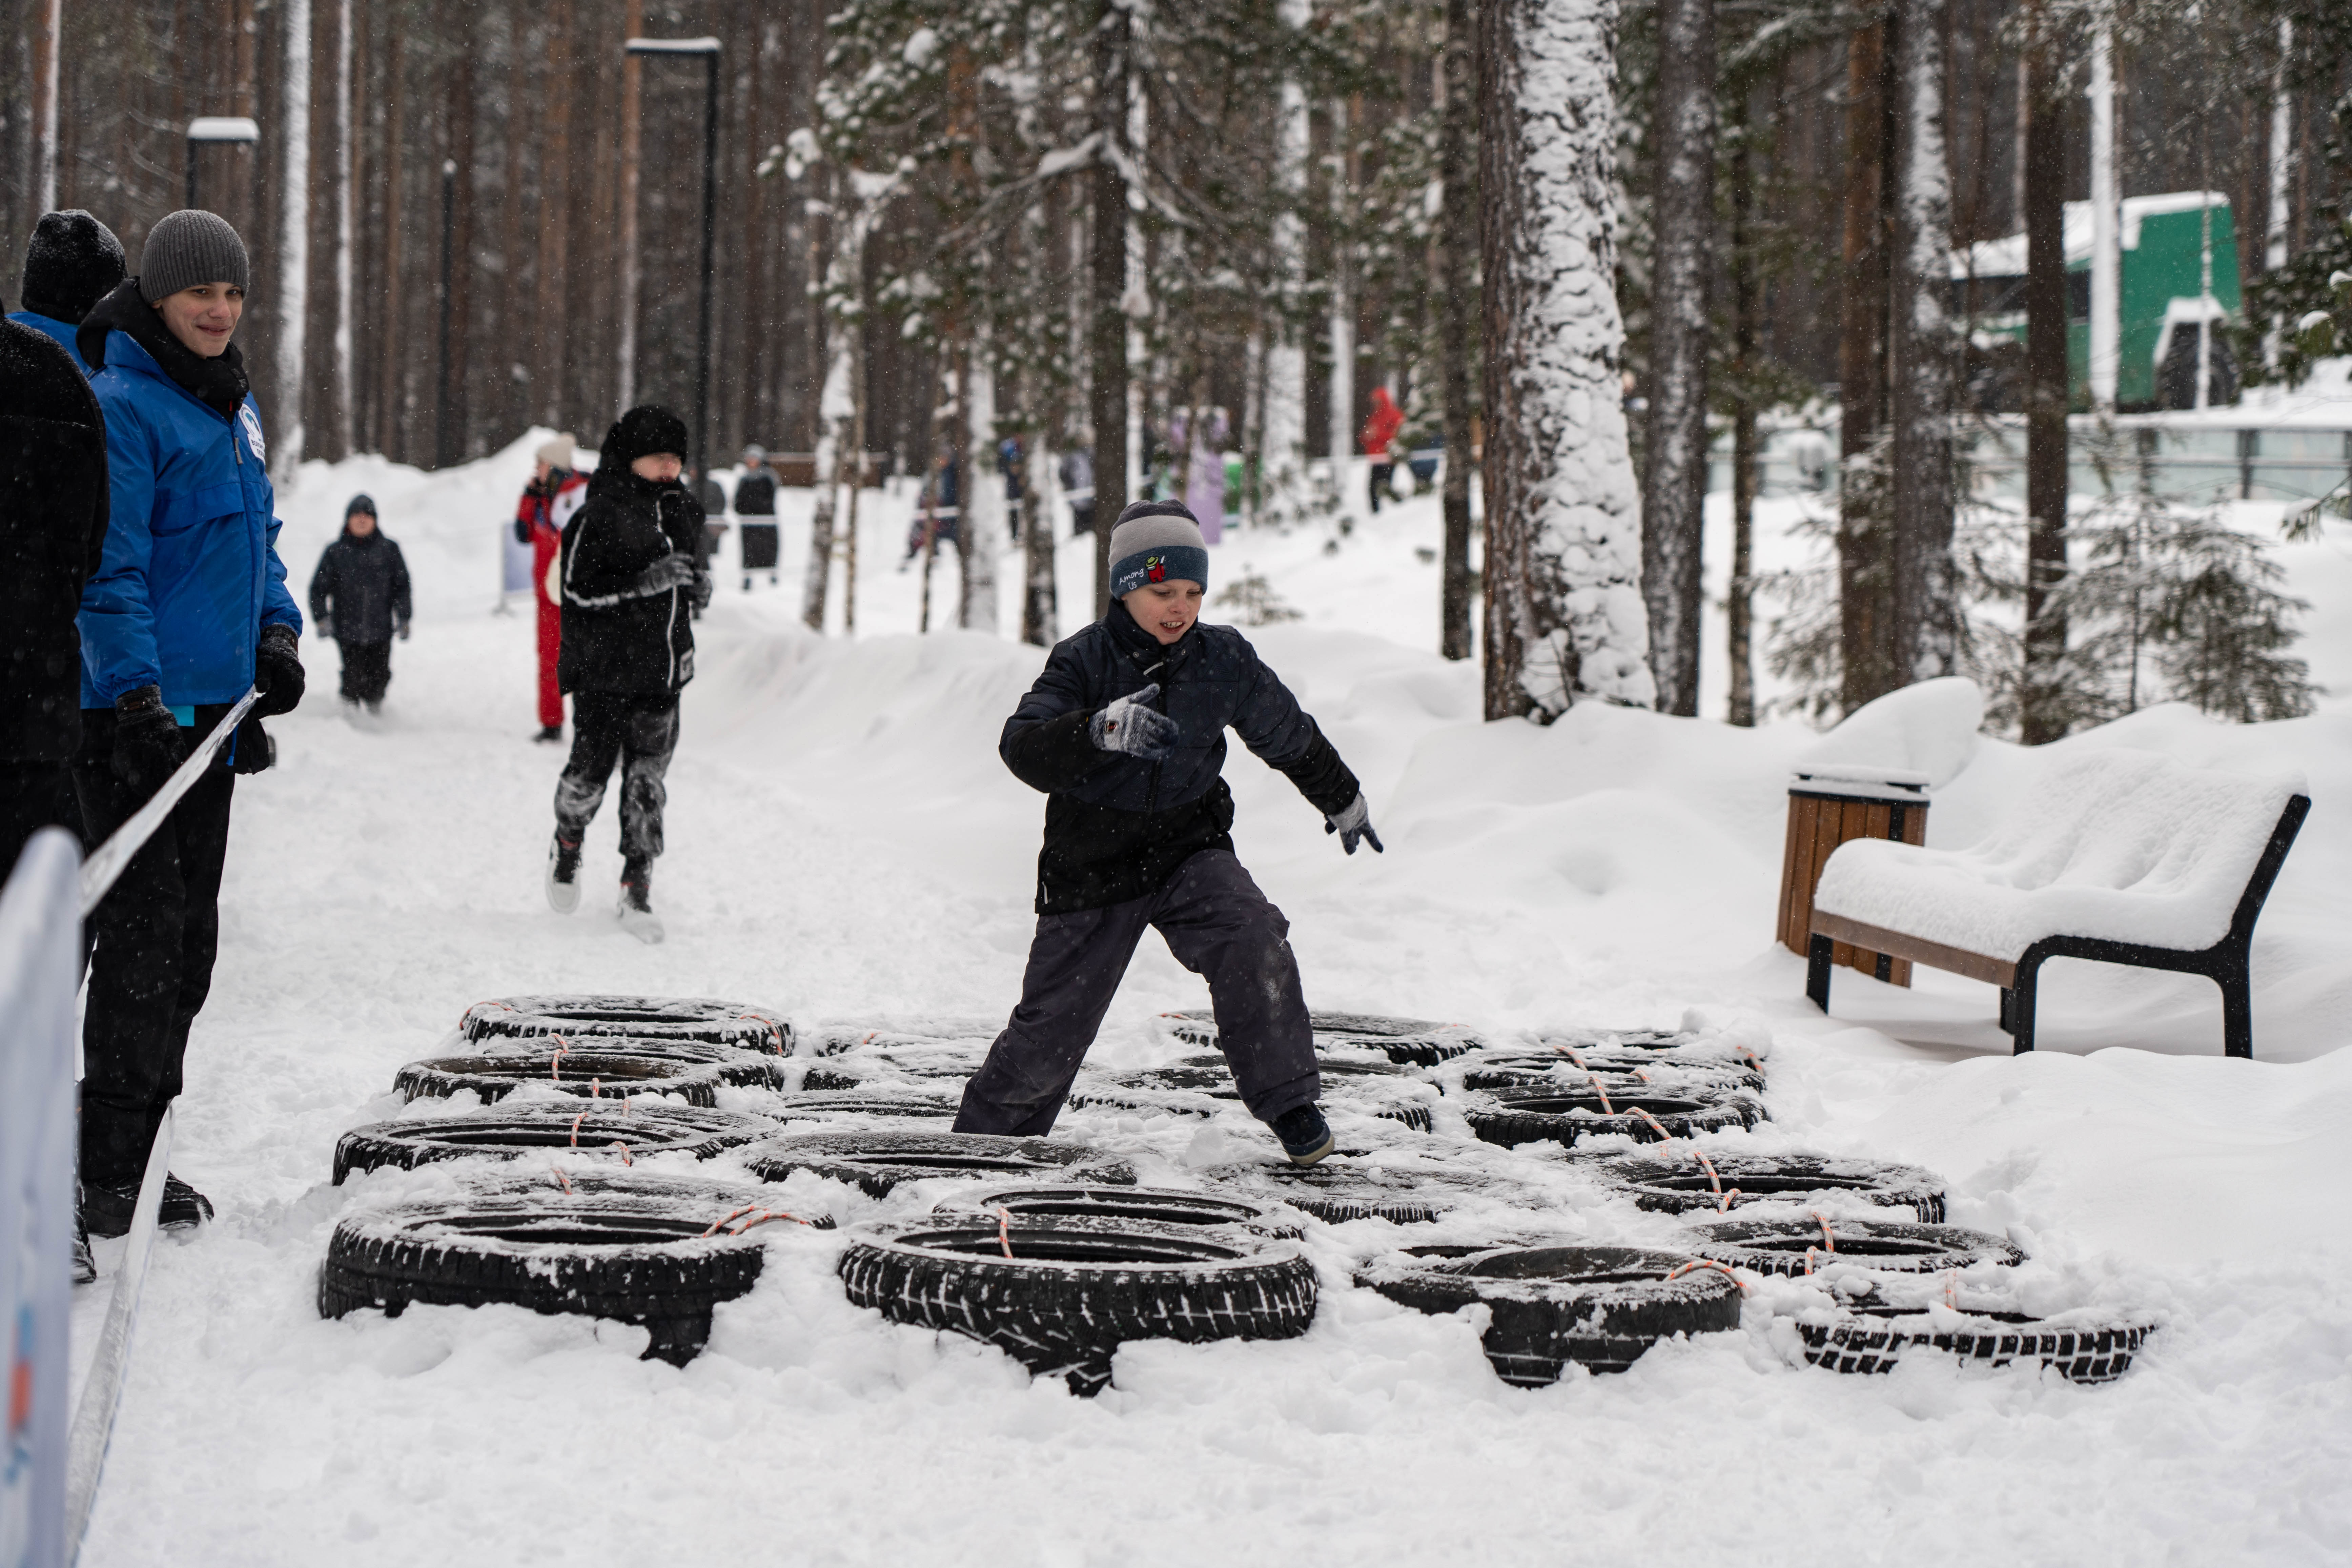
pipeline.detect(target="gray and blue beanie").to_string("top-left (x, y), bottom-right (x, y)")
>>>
top-left (1108, 502), bottom-right (1208, 596)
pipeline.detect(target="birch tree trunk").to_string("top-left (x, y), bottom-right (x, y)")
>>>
top-left (1257, 0), bottom-right (1311, 529)
top-left (1889, 0), bottom-right (1956, 683)
top-left (1477, 0), bottom-right (1655, 720)
top-left (1436, 0), bottom-right (1478, 662)
top-left (33, 0), bottom-right (60, 212)
top-left (803, 172), bottom-right (864, 632)
top-left (274, 0), bottom-right (312, 485)
top-left (1640, 0), bottom-right (1715, 716)
top-left (960, 351), bottom-right (1004, 632)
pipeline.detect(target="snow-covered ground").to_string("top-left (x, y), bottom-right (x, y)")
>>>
top-left (68, 433), bottom-right (2352, 1564)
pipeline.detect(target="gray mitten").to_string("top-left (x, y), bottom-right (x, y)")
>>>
top-left (633, 553), bottom-right (695, 596)
top-left (1325, 792), bottom-right (1384, 855)
top-left (1089, 683), bottom-right (1179, 761)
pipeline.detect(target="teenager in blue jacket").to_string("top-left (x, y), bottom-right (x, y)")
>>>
top-left (71, 210), bottom-right (306, 1236)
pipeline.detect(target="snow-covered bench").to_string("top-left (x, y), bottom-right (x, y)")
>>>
top-left (1804, 750), bottom-right (2310, 1057)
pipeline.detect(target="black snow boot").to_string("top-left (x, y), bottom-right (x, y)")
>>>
top-left (1271, 1103), bottom-right (1335, 1166)
top-left (618, 860), bottom-right (664, 945)
top-left (73, 1199), bottom-right (96, 1284)
top-left (80, 1173), bottom-right (214, 1238)
top-left (547, 834), bottom-right (582, 913)
top-left (535, 725), bottom-right (564, 743)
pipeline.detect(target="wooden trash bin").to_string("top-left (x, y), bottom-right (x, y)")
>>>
top-left (1777, 765), bottom-right (1931, 986)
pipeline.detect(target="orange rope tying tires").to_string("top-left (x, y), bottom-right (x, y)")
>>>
top-left (550, 1164), bottom-right (573, 1194)
top-left (606, 1141), bottom-right (634, 1167)
top-left (995, 1205), bottom-right (1016, 1260)
top-left (1943, 1268), bottom-right (1960, 1309)
top-left (1812, 1211), bottom-right (1836, 1252)
top-left (1592, 1080), bottom-right (1615, 1113)
top-left (589, 1077), bottom-right (601, 1099)
top-left (1691, 1149), bottom-right (1741, 1213)
top-left (700, 1203), bottom-right (813, 1238)
top-left (1630, 1106), bottom-right (1674, 1141)
top-left (735, 1011), bottom-right (787, 1051)
top-left (569, 1111), bottom-right (588, 1147)
top-left (549, 1035), bottom-right (572, 1083)
top-left (1663, 1259), bottom-right (1749, 1293)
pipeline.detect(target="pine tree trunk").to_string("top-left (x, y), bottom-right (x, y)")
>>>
top-left (331, 0), bottom-right (354, 461)
top-left (1889, 0), bottom-right (1956, 683)
top-left (1640, 0), bottom-right (1714, 717)
top-left (1837, 16), bottom-right (1898, 713)
top-left (2020, 12), bottom-right (2070, 744)
top-left (32, 0), bottom-right (60, 211)
top-left (273, 0), bottom-right (311, 485)
top-left (375, 16), bottom-right (405, 458)
top-left (1725, 88), bottom-right (1759, 728)
top-left (442, 9), bottom-right (477, 465)
top-left (1089, 0), bottom-right (1131, 614)
top-left (535, 0), bottom-right (574, 430)
top-left (1327, 95), bottom-right (1356, 498)
top-left (1477, 0), bottom-right (1655, 720)
top-left (1436, 0), bottom-right (1477, 663)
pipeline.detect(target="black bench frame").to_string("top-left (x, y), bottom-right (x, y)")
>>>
top-left (1806, 795), bottom-right (2309, 1058)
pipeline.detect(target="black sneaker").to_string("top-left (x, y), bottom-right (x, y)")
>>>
top-left (80, 1173), bottom-right (214, 1238)
top-left (1271, 1103), bottom-right (1335, 1166)
top-left (547, 834), bottom-right (583, 913)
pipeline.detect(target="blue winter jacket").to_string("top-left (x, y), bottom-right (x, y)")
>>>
top-left (78, 332), bottom-right (302, 708)
top-left (6, 309), bottom-right (93, 376)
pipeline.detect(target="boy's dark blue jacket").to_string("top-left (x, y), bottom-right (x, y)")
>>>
top-left (1000, 601), bottom-right (1358, 914)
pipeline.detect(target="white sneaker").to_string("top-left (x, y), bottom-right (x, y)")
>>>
top-left (546, 837), bottom-right (582, 913)
top-left (617, 875), bottom-right (663, 944)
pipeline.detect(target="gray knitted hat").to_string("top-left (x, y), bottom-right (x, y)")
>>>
top-left (1107, 501), bottom-right (1208, 596)
top-left (138, 209), bottom-right (249, 303)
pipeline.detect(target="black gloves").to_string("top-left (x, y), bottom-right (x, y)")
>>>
top-left (111, 685), bottom-right (189, 795)
top-left (1325, 792), bottom-right (1384, 855)
top-left (633, 553), bottom-right (696, 597)
top-left (397, 618), bottom-right (411, 642)
top-left (316, 614), bottom-right (335, 641)
top-left (253, 623), bottom-right (305, 717)
top-left (1089, 683), bottom-right (1179, 761)
top-left (689, 572), bottom-right (713, 613)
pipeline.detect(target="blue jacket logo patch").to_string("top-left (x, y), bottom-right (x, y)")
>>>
top-left (240, 404), bottom-right (266, 462)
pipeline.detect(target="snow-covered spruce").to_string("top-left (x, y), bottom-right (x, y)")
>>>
top-left (743, 1132), bottom-right (1136, 1199)
top-left (837, 1217), bottom-right (1318, 1396)
top-left (1477, 0), bottom-right (1655, 716)
top-left (1357, 1244), bottom-right (1742, 1385)
top-left (1584, 1152), bottom-right (1946, 1221)
top-left (933, 1185), bottom-right (1306, 1240)
top-left (1463, 1085), bottom-right (1761, 1148)
top-left (395, 1046), bottom-right (787, 1108)
top-left (1686, 1218), bottom-right (2024, 1277)
top-left (332, 1103), bottom-right (775, 1184)
top-left (319, 1169), bottom-right (803, 1365)
top-left (460, 995), bottom-right (792, 1055)
top-left (1794, 1305), bottom-right (2156, 1384)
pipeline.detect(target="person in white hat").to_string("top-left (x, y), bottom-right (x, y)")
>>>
top-left (514, 433), bottom-right (586, 741)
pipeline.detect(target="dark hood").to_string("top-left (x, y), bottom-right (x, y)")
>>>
top-left (77, 278), bottom-right (248, 422)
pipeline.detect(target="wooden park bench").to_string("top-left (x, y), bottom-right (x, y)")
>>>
top-left (1804, 751), bottom-right (2310, 1058)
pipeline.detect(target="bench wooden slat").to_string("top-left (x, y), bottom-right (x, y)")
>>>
top-left (1808, 910), bottom-right (2015, 988)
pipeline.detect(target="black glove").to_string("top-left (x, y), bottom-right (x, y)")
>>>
top-left (316, 615), bottom-right (335, 641)
top-left (1325, 792), bottom-right (1384, 855)
top-left (253, 623), bottom-right (305, 717)
top-left (1089, 683), bottom-right (1179, 761)
top-left (397, 618), bottom-right (411, 642)
top-left (633, 553), bottom-right (696, 597)
top-left (228, 712), bottom-right (275, 775)
top-left (111, 685), bottom-right (189, 796)
top-left (689, 573), bottom-right (713, 612)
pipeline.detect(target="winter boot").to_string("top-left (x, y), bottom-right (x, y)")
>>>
top-left (79, 1173), bottom-right (214, 1238)
top-left (73, 1198), bottom-right (96, 1284)
top-left (1271, 1103), bottom-right (1335, 1167)
top-left (546, 834), bottom-right (583, 913)
top-left (618, 861), bottom-right (664, 945)
top-left (535, 725), bottom-right (565, 744)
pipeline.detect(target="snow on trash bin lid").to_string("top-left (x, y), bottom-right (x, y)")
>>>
top-left (1813, 748), bottom-right (2307, 961)
top-left (1790, 762), bottom-right (1934, 802)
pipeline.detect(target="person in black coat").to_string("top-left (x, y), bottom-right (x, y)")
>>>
top-left (547, 404), bottom-right (710, 941)
top-left (307, 494), bottom-right (411, 712)
top-left (0, 317), bottom-right (109, 874)
top-left (953, 501), bottom-right (1383, 1166)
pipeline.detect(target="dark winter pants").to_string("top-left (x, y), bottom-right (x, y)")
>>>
top-left (555, 690), bottom-right (679, 868)
top-left (338, 637), bottom-right (392, 704)
top-left (955, 850), bottom-right (1319, 1137)
top-left (73, 706), bottom-right (237, 1188)
top-left (1368, 462), bottom-right (1395, 513)
top-left (1, 760), bottom-right (84, 879)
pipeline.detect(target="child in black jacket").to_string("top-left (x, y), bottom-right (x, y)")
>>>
top-left (955, 501), bottom-right (1382, 1163)
top-left (307, 494), bottom-right (411, 712)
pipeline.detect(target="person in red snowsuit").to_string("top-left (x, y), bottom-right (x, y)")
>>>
top-left (1359, 385), bottom-right (1404, 515)
top-left (516, 433), bottom-right (588, 741)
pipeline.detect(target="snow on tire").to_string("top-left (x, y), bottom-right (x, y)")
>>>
top-left (461, 995), bottom-right (791, 1054)
top-left (1196, 1160), bottom-right (1501, 1225)
top-left (1463, 1086), bottom-right (1761, 1148)
top-left (744, 1131), bottom-right (1136, 1198)
top-left (332, 1102), bottom-right (775, 1184)
top-left (1456, 1058), bottom-right (1766, 1096)
top-left (1159, 1011), bottom-right (1485, 1066)
top-left (1588, 1152), bottom-right (1946, 1221)
top-left (935, 1185), bottom-right (1306, 1239)
top-left (319, 1168), bottom-right (796, 1364)
top-left (1687, 1217), bottom-right (2024, 1277)
top-left (836, 1216), bottom-right (1317, 1394)
top-left (1067, 1060), bottom-right (1435, 1132)
top-left (1794, 1305), bottom-right (2154, 1384)
top-left (1357, 1244), bottom-right (1745, 1385)
top-left (395, 1047), bottom-right (786, 1108)
top-left (770, 1088), bottom-right (964, 1121)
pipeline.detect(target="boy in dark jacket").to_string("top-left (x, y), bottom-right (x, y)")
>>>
top-left (307, 494), bottom-right (411, 712)
top-left (955, 500), bottom-right (1382, 1164)
top-left (546, 405), bottom-right (710, 942)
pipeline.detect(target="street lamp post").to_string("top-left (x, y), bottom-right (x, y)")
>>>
top-left (184, 116), bottom-right (259, 210)
top-left (623, 36), bottom-right (721, 483)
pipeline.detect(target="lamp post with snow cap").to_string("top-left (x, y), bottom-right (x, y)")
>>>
top-left (184, 116), bottom-right (259, 210)
top-left (624, 35), bottom-right (721, 482)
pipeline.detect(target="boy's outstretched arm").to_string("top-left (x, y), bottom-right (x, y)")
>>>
top-left (1228, 647), bottom-right (1379, 851)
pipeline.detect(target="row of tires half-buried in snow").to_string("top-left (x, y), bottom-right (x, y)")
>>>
top-left (316, 994), bottom-right (2154, 1394)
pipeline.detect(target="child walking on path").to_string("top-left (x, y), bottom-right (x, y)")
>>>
top-left (307, 494), bottom-right (411, 712)
top-left (956, 500), bottom-right (1383, 1164)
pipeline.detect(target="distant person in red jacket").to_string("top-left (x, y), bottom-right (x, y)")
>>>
top-left (1360, 385), bottom-right (1404, 515)
top-left (516, 433), bottom-right (587, 742)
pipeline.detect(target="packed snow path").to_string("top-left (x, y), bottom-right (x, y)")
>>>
top-left (67, 439), bottom-right (2352, 1564)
